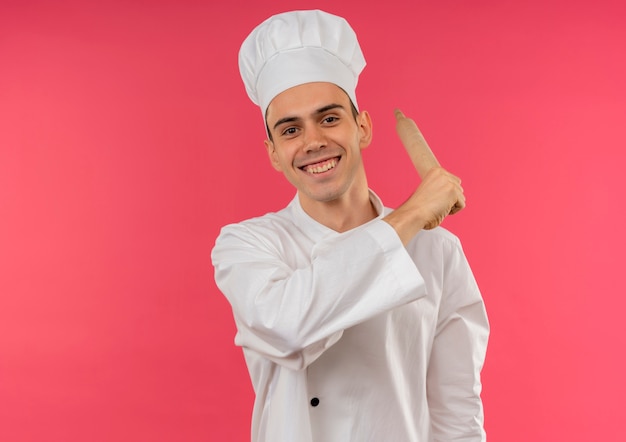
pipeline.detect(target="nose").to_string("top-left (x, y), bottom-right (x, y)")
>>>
top-left (303, 124), bottom-right (326, 153)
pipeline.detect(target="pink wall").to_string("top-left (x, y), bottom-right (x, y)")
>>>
top-left (1, 1), bottom-right (625, 440)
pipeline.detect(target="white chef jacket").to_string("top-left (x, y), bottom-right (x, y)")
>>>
top-left (212, 191), bottom-right (489, 442)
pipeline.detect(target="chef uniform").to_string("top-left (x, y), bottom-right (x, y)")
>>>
top-left (212, 10), bottom-right (489, 442)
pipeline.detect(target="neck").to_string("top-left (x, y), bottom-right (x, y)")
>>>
top-left (299, 183), bottom-right (378, 233)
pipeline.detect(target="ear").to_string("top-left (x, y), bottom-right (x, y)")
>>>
top-left (264, 139), bottom-right (283, 172)
top-left (356, 110), bottom-right (373, 149)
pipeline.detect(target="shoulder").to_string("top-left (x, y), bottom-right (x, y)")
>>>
top-left (212, 205), bottom-right (303, 259)
top-left (407, 227), bottom-right (464, 266)
top-left (415, 226), bottom-right (461, 248)
top-left (217, 205), bottom-right (295, 240)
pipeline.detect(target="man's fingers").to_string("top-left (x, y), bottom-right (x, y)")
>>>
top-left (394, 109), bottom-right (440, 178)
top-left (450, 181), bottom-right (465, 214)
top-left (450, 197), bottom-right (465, 215)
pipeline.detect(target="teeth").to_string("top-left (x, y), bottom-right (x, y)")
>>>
top-left (305, 159), bottom-right (337, 174)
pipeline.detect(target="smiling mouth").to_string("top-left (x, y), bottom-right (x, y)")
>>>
top-left (301, 157), bottom-right (339, 174)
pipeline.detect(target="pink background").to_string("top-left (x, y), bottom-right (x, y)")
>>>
top-left (1, 0), bottom-right (625, 440)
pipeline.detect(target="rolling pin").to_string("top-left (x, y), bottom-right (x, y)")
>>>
top-left (394, 109), bottom-right (462, 215)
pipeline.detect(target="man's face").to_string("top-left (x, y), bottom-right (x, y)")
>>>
top-left (264, 82), bottom-right (372, 207)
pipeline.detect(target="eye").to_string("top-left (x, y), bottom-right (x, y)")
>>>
top-left (322, 116), bottom-right (339, 124)
top-left (281, 127), bottom-right (298, 137)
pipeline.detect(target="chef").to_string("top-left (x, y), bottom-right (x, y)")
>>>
top-left (212, 9), bottom-right (489, 442)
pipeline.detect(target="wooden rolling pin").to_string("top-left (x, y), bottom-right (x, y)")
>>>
top-left (394, 109), bottom-right (463, 215)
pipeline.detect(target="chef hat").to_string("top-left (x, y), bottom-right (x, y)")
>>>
top-left (238, 9), bottom-right (366, 117)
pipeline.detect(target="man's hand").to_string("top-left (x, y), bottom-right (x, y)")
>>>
top-left (383, 110), bottom-right (465, 245)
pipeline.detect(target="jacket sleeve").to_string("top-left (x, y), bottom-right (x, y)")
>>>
top-left (211, 219), bottom-right (427, 371)
top-left (426, 236), bottom-right (490, 442)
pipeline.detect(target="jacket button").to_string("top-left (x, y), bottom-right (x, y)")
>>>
top-left (310, 397), bottom-right (320, 407)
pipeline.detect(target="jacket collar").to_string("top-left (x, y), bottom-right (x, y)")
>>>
top-left (288, 190), bottom-right (385, 243)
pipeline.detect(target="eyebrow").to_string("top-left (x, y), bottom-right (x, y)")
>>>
top-left (272, 103), bottom-right (345, 131)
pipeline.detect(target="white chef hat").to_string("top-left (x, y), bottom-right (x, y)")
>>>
top-left (238, 9), bottom-right (366, 118)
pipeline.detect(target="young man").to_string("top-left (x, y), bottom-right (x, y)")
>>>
top-left (212, 10), bottom-right (489, 442)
